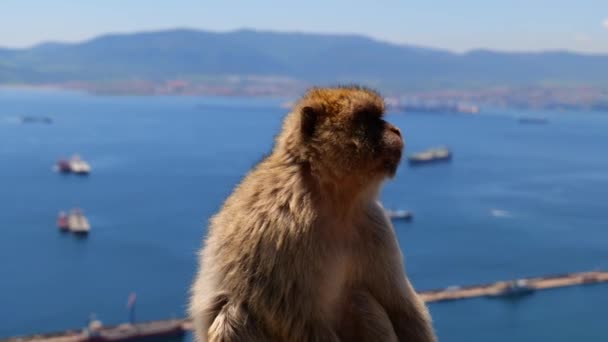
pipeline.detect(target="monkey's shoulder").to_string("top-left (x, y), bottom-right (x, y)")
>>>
top-left (356, 201), bottom-right (393, 229)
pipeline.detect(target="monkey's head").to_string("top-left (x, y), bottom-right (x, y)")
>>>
top-left (277, 86), bottom-right (404, 188)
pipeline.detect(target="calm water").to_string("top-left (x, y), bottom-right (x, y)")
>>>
top-left (1, 88), bottom-right (607, 341)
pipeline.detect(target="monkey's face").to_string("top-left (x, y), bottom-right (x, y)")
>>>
top-left (297, 87), bottom-right (404, 182)
top-left (342, 107), bottom-right (404, 178)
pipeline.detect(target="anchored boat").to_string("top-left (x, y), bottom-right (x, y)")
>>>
top-left (67, 209), bottom-right (91, 236)
top-left (385, 209), bottom-right (413, 221)
top-left (55, 155), bottom-right (91, 175)
top-left (84, 320), bottom-right (185, 342)
top-left (408, 147), bottom-right (452, 166)
top-left (20, 115), bottom-right (53, 124)
top-left (69, 155), bottom-right (92, 175)
top-left (518, 117), bottom-right (548, 125)
top-left (57, 211), bottom-right (69, 231)
top-left (487, 279), bottom-right (535, 299)
top-left (56, 159), bottom-right (72, 173)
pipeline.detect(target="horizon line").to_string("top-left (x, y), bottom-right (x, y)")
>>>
top-left (2, 27), bottom-right (608, 57)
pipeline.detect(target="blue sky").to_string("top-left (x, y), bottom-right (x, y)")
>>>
top-left (3, 0), bottom-right (608, 53)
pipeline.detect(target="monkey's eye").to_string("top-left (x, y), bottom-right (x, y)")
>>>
top-left (355, 112), bottom-right (383, 128)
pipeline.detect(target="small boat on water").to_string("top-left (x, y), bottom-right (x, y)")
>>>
top-left (408, 147), bottom-right (452, 166)
top-left (57, 211), bottom-right (69, 231)
top-left (69, 155), bottom-right (91, 175)
top-left (518, 117), bottom-right (548, 125)
top-left (396, 103), bottom-right (479, 115)
top-left (83, 320), bottom-right (185, 342)
top-left (385, 209), bottom-right (413, 221)
top-left (20, 115), bottom-right (53, 124)
top-left (56, 159), bottom-right (72, 173)
top-left (55, 155), bottom-right (91, 175)
top-left (67, 208), bottom-right (91, 235)
top-left (80, 295), bottom-right (185, 342)
top-left (488, 279), bottom-right (535, 299)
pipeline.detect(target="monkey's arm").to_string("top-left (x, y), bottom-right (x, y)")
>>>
top-left (205, 299), bottom-right (340, 342)
top-left (385, 276), bottom-right (436, 342)
top-left (206, 298), bottom-right (269, 342)
top-left (364, 206), bottom-right (437, 342)
top-left (339, 290), bottom-right (398, 342)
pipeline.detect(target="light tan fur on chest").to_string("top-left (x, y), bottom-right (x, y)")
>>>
top-left (314, 217), bottom-right (366, 324)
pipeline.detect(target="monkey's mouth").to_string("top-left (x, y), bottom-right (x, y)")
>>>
top-left (382, 148), bottom-right (402, 177)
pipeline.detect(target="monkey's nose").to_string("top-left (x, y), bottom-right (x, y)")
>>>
top-left (389, 125), bottom-right (401, 138)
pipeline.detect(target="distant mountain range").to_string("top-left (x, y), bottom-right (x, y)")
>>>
top-left (1, 28), bottom-right (608, 90)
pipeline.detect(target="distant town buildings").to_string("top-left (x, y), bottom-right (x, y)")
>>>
top-left (50, 78), bottom-right (608, 111)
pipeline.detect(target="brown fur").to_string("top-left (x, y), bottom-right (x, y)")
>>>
top-left (190, 85), bottom-right (436, 341)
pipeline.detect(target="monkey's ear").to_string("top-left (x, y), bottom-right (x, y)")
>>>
top-left (300, 106), bottom-right (318, 138)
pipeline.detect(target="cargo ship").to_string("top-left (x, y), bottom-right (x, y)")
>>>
top-left (395, 103), bottom-right (479, 115)
top-left (67, 209), bottom-right (91, 236)
top-left (408, 147), bottom-right (452, 166)
top-left (57, 211), bottom-right (69, 231)
top-left (518, 117), bottom-right (548, 125)
top-left (21, 115), bottom-right (53, 124)
top-left (56, 159), bottom-right (72, 173)
top-left (84, 320), bottom-right (185, 342)
top-left (487, 279), bottom-right (535, 299)
top-left (55, 155), bottom-right (92, 175)
top-left (69, 155), bottom-right (92, 175)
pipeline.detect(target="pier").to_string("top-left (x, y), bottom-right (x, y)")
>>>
top-left (1, 320), bottom-right (187, 342)
top-left (418, 270), bottom-right (608, 303)
top-left (3, 270), bottom-right (608, 342)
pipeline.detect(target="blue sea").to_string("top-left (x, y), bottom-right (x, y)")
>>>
top-left (1, 88), bottom-right (607, 341)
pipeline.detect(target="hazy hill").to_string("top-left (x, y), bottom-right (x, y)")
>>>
top-left (1, 29), bottom-right (608, 89)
